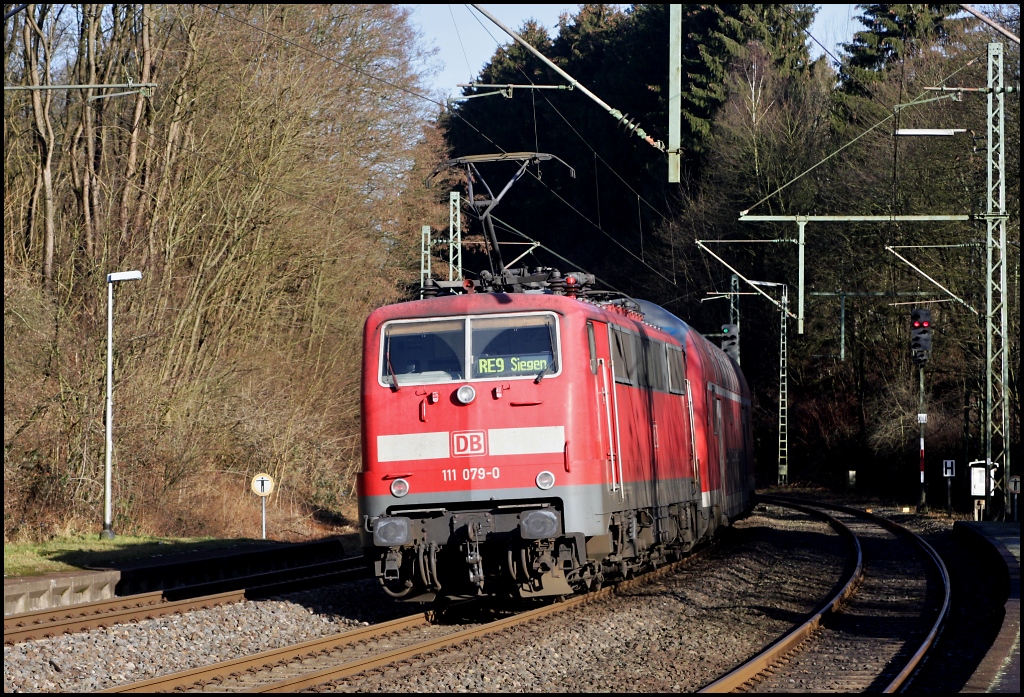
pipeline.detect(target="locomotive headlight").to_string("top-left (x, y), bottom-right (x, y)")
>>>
top-left (456, 385), bottom-right (476, 404)
top-left (535, 470), bottom-right (555, 490)
top-left (390, 478), bottom-right (410, 498)
top-left (373, 516), bottom-right (411, 546)
top-left (520, 509), bottom-right (560, 539)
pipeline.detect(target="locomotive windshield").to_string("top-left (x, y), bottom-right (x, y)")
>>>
top-left (380, 313), bottom-right (559, 386)
top-left (470, 315), bottom-right (557, 379)
top-left (382, 319), bottom-right (466, 384)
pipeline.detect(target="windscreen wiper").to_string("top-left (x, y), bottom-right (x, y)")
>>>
top-left (386, 351), bottom-right (401, 392)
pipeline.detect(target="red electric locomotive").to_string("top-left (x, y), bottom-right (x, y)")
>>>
top-left (358, 270), bottom-right (755, 601)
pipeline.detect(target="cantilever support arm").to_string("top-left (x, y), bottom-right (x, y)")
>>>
top-left (696, 241), bottom-right (798, 320)
top-left (884, 246), bottom-right (979, 314)
top-left (470, 4), bottom-right (665, 152)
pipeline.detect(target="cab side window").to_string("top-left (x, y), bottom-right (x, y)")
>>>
top-left (587, 321), bottom-right (598, 375)
top-left (611, 327), bottom-right (637, 385)
top-left (667, 346), bottom-right (686, 395)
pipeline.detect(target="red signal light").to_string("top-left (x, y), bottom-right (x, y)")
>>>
top-left (922, 321), bottom-right (930, 327)
top-left (913, 321), bottom-right (921, 327)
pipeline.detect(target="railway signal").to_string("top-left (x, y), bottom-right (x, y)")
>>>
top-left (911, 307), bottom-right (932, 513)
top-left (721, 323), bottom-right (739, 361)
top-left (910, 308), bottom-right (932, 365)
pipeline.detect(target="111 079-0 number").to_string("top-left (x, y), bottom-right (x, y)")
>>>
top-left (442, 467), bottom-right (501, 481)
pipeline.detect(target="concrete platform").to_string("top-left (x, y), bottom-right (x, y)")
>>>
top-left (4, 570), bottom-right (121, 616)
top-left (3, 536), bottom-right (355, 616)
top-left (956, 521), bottom-right (1020, 694)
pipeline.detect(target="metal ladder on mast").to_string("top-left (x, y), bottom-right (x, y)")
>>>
top-left (778, 287), bottom-right (789, 485)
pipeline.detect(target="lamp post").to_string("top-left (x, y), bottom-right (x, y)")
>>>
top-left (103, 270), bottom-right (142, 539)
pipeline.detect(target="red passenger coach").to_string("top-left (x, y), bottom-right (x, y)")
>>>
top-left (358, 272), bottom-right (754, 601)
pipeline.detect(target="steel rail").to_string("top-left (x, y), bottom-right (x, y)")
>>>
top-left (701, 495), bottom-right (951, 693)
top-left (699, 500), bottom-right (863, 693)
top-left (4, 557), bottom-right (367, 645)
top-left (255, 552), bottom-right (707, 693)
top-left (4, 591), bottom-right (165, 628)
top-left (107, 544), bottom-right (715, 693)
top-left (5, 590), bottom-right (248, 645)
top-left (767, 495), bottom-right (952, 693)
top-left (98, 613), bottom-right (433, 693)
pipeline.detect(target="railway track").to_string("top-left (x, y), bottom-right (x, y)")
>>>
top-left (701, 496), bottom-right (951, 693)
top-left (11, 499), bottom-right (950, 692)
top-left (4, 557), bottom-right (368, 645)
top-left (102, 545), bottom-right (716, 693)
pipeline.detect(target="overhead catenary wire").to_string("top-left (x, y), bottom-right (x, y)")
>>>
top-left (448, 5), bottom-right (476, 83)
top-left (783, 4), bottom-right (889, 110)
top-left (521, 166), bottom-right (678, 286)
top-left (469, 3), bottom-right (665, 152)
top-left (461, 3), bottom-right (680, 293)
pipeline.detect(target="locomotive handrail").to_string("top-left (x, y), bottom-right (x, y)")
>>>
top-left (609, 361), bottom-right (625, 500)
top-left (598, 359), bottom-right (620, 495)
top-left (685, 381), bottom-right (699, 485)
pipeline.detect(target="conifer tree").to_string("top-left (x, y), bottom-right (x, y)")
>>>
top-left (840, 4), bottom-right (963, 95)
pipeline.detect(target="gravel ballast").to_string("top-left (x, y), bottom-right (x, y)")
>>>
top-left (4, 505), bottom-right (845, 693)
top-left (3, 578), bottom-right (409, 693)
top-left (328, 506), bottom-right (848, 693)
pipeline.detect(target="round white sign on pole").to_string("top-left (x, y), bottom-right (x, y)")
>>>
top-left (251, 473), bottom-right (275, 497)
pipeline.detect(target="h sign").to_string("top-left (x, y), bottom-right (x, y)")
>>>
top-left (452, 431), bottom-right (486, 457)
top-left (942, 460), bottom-right (955, 478)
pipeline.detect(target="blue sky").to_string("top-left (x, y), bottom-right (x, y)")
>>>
top-left (407, 4), bottom-right (860, 99)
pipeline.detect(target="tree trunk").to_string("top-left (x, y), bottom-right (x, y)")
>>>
top-left (24, 5), bottom-right (56, 288)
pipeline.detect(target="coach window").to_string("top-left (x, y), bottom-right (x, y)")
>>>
top-left (667, 346), bottom-right (686, 395)
top-left (611, 327), bottom-right (637, 385)
top-left (587, 321), bottom-right (598, 374)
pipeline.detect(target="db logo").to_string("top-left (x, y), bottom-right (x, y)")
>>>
top-left (452, 431), bottom-right (487, 457)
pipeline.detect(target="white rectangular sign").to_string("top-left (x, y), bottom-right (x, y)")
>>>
top-left (942, 460), bottom-right (955, 478)
top-left (971, 467), bottom-right (986, 497)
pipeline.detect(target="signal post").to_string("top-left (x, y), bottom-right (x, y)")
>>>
top-left (911, 308), bottom-right (933, 513)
